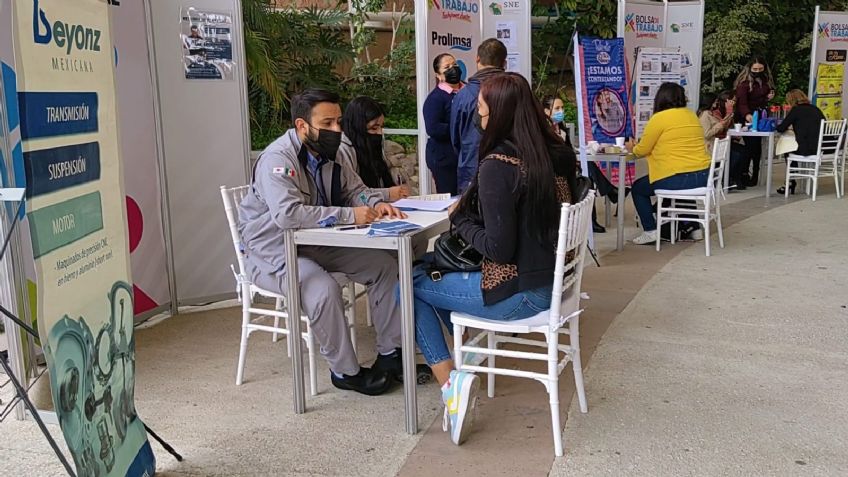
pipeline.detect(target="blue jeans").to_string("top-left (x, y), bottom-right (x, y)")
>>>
top-left (406, 262), bottom-right (552, 365)
top-left (631, 169), bottom-right (709, 231)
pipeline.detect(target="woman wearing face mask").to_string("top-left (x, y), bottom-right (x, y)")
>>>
top-left (338, 96), bottom-right (410, 202)
top-left (734, 57), bottom-right (775, 186)
top-left (542, 95), bottom-right (618, 233)
top-left (542, 95), bottom-right (570, 144)
top-left (423, 53), bottom-right (464, 195)
top-left (410, 73), bottom-right (577, 446)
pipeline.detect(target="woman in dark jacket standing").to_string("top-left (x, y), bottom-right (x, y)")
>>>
top-left (411, 73), bottom-right (577, 446)
top-left (734, 57), bottom-right (775, 186)
top-left (423, 53), bottom-right (463, 195)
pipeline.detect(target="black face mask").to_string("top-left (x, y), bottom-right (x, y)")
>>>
top-left (444, 66), bottom-right (462, 85)
top-left (474, 112), bottom-right (486, 134)
top-left (305, 125), bottom-right (342, 160)
top-left (366, 133), bottom-right (384, 156)
top-left (752, 71), bottom-right (765, 80)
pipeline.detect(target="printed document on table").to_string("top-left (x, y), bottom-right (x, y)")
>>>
top-left (393, 197), bottom-right (458, 211)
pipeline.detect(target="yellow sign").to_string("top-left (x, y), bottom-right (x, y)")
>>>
top-left (816, 63), bottom-right (844, 95)
top-left (817, 96), bottom-right (844, 121)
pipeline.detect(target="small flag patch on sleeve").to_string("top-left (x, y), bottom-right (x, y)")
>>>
top-left (273, 167), bottom-right (296, 177)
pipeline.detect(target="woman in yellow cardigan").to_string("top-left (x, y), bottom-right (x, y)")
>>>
top-left (625, 83), bottom-right (711, 245)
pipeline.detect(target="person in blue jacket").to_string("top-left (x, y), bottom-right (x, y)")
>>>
top-left (450, 38), bottom-right (507, 193)
top-left (423, 53), bottom-right (464, 195)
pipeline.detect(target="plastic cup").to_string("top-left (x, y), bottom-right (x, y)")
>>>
top-left (734, 123), bottom-right (742, 132)
top-left (615, 137), bottom-right (626, 147)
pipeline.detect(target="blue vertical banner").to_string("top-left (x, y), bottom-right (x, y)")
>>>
top-left (578, 36), bottom-right (636, 186)
top-left (579, 36), bottom-right (633, 144)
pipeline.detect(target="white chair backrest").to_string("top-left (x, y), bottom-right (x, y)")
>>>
top-left (709, 137), bottom-right (731, 193)
top-left (220, 185), bottom-right (251, 276)
top-left (818, 119), bottom-right (847, 159)
top-left (548, 191), bottom-right (595, 330)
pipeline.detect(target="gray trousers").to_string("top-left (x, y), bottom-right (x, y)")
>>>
top-left (249, 246), bottom-right (402, 376)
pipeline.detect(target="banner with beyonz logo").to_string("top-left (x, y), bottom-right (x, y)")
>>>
top-left (12, 0), bottom-right (155, 474)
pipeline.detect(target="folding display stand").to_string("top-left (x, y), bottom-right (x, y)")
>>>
top-left (0, 188), bottom-right (77, 476)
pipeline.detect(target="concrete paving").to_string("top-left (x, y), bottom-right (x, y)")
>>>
top-left (552, 194), bottom-right (848, 477)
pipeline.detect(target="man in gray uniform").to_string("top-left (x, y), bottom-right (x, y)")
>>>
top-left (239, 89), bottom-right (407, 396)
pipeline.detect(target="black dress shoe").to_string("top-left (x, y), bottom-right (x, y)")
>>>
top-left (777, 179), bottom-right (797, 195)
top-left (330, 367), bottom-right (392, 396)
top-left (373, 348), bottom-right (433, 384)
top-left (593, 221), bottom-right (606, 233)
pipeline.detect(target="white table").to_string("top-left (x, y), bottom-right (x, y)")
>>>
top-left (283, 211), bottom-right (450, 434)
top-left (727, 130), bottom-right (778, 206)
top-left (588, 153), bottom-right (638, 251)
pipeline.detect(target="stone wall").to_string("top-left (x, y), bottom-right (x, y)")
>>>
top-left (384, 140), bottom-right (420, 195)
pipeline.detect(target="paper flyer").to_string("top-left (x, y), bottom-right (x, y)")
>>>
top-left (181, 7), bottom-right (235, 81)
top-left (496, 21), bottom-right (517, 49)
top-left (633, 48), bottom-right (685, 138)
top-left (816, 63), bottom-right (844, 95)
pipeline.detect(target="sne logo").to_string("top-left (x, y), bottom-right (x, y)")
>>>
top-left (431, 0), bottom-right (479, 23)
top-left (670, 22), bottom-right (694, 33)
top-left (488, 0), bottom-right (519, 15)
top-left (32, 0), bottom-right (102, 54)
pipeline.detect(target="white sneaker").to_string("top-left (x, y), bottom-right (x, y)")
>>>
top-left (462, 351), bottom-right (487, 367)
top-left (441, 370), bottom-right (480, 445)
top-left (631, 230), bottom-right (659, 245)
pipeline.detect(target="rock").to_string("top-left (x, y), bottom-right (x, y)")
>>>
top-left (387, 154), bottom-right (406, 168)
top-left (384, 140), bottom-right (405, 157)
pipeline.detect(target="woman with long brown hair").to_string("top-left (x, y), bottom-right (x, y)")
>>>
top-left (734, 56), bottom-right (775, 186)
top-left (409, 73), bottom-right (577, 446)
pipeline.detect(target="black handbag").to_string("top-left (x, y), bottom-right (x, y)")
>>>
top-left (573, 175), bottom-right (593, 202)
top-left (431, 227), bottom-right (483, 278)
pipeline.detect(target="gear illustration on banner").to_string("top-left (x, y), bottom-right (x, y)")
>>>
top-left (46, 281), bottom-right (139, 476)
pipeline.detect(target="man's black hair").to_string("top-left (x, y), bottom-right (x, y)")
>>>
top-left (291, 88), bottom-right (341, 124)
